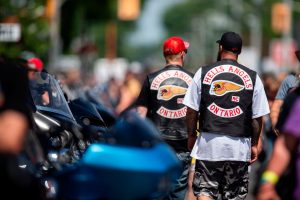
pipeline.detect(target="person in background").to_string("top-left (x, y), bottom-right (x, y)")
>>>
top-left (270, 70), bottom-right (299, 134)
top-left (247, 73), bottom-right (280, 199)
top-left (256, 50), bottom-right (300, 199)
top-left (257, 86), bottom-right (300, 200)
top-left (116, 70), bottom-right (141, 114)
top-left (0, 56), bottom-right (31, 154)
top-left (0, 55), bottom-right (40, 199)
top-left (184, 32), bottom-right (269, 200)
top-left (27, 57), bottom-right (44, 80)
top-left (28, 57), bottom-right (44, 71)
top-left (136, 36), bottom-right (194, 200)
top-left (261, 72), bottom-right (280, 157)
top-left (270, 50), bottom-right (300, 134)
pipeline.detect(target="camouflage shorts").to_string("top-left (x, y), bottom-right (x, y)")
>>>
top-left (193, 160), bottom-right (249, 200)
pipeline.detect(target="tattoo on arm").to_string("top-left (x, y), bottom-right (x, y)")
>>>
top-left (186, 107), bottom-right (199, 137)
top-left (252, 117), bottom-right (263, 146)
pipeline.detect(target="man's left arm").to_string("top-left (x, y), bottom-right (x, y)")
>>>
top-left (251, 116), bottom-right (263, 164)
top-left (183, 69), bottom-right (202, 151)
top-left (135, 77), bottom-right (150, 118)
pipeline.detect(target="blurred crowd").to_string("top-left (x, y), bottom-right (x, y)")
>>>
top-left (53, 61), bottom-right (300, 200)
top-left (51, 64), bottom-right (146, 115)
top-left (50, 56), bottom-right (299, 197)
top-left (1, 50), bottom-right (300, 200)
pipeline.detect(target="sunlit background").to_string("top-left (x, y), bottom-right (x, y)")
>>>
top-left (1, 0), bottom-right (300, 75)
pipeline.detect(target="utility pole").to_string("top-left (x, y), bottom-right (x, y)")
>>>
top-left (282, 0), bottom-right (293, 70)
top-left (105, 21), bottom-right (117, 59)
top-left (103, 0), bottom-right (140, 60)
top-left (47, 0), bottom-right (64, 69)
top-left (283, 0), bottom-right (293, 70)
top-left (271, 1), bottom-right (294, 70)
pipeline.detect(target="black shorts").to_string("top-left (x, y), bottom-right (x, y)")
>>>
top-left (193, 160), bottom-right (249, 200)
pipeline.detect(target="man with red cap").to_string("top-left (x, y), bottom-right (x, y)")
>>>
top-left (136, 36), bottom-right (194, 199)
top-left (27, 57), bottom-right (44, 80)
top-left (27, 57), bottom-right (44, 72)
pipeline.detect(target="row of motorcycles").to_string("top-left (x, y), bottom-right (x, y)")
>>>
top-left (19, 71), bottom-right (181, 200)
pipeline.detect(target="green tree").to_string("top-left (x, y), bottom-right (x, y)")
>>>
top-left (0, 0), bottom-right (50, 60)
top-left (60, 0), bottom-right (144, 57)
top-left (162, 0), bottom-right (298, 70)
top-left (0, 0), bottom-right (145, 63)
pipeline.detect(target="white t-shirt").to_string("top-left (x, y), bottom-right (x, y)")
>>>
top-left (183, 67), bottom-right (270, 162)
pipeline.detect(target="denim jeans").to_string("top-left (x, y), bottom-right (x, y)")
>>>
top-left (163, 151), bottom-right (191, 200)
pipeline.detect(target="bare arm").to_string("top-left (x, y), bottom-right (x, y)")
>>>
top-left (270, 99), bottom-right (283, 130)
top-left (267, 136), bottom-right (291, 175)
top-left (186, 107), bottom-right (198, 151)
top-left (252, 116), bottom-right (263, 146)
top-left (285, 133), bottom-right (299, 153)
top-left (137, 106), bottom-right (148, 118)
top-left (256, 135), bottom-right (291, 200)
top-left (250, 116), bottom-right (263, 164)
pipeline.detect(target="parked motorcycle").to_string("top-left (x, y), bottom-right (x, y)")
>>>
top-left (22, 71), bottom-right (181, 200)
top-left (84, 90), bottom-right (117, 127)
top-left (68, 97), bottom-right (109, 143)
top-left (53, 111), bottom-right (181, 200)
top-left (27, 71), bottom-right (86, 169)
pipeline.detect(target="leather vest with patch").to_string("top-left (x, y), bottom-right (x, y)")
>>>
top-left (147, 65), bottom-right (193, 140)
top-left (200, 59), bottom-right (257, 137)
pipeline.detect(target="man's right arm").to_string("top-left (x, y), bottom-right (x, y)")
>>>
top-left (135, 77), bottom-right (150, 118)
top-left (186, 107), bottom-right (198, 151)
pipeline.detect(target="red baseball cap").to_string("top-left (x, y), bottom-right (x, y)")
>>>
top-left (28, 57), bottom-right (44, 72)
top-left (163, 36), bottom-right (189, 55)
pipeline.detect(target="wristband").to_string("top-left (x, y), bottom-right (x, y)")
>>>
top-left (260, 170), bottom-right (279, 185)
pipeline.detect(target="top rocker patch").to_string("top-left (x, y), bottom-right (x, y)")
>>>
top-left (203, 65), bottom-right (253, 90)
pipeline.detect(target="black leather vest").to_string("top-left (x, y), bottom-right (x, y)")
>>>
top-left (147, 65), bottom-right (193, 140)
top-left (200, 59), bottom-right (257, 137)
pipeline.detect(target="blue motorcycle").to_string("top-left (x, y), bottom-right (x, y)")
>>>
top-left (24, 71), bottom-right (181, 200)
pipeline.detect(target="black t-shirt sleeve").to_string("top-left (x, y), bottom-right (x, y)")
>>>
top-left (135, 76), bottom-right (150, 107)
top-left (276, 91), bottom-right (299, 131)
top-left (0, 60), bottom-right (31, 123)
